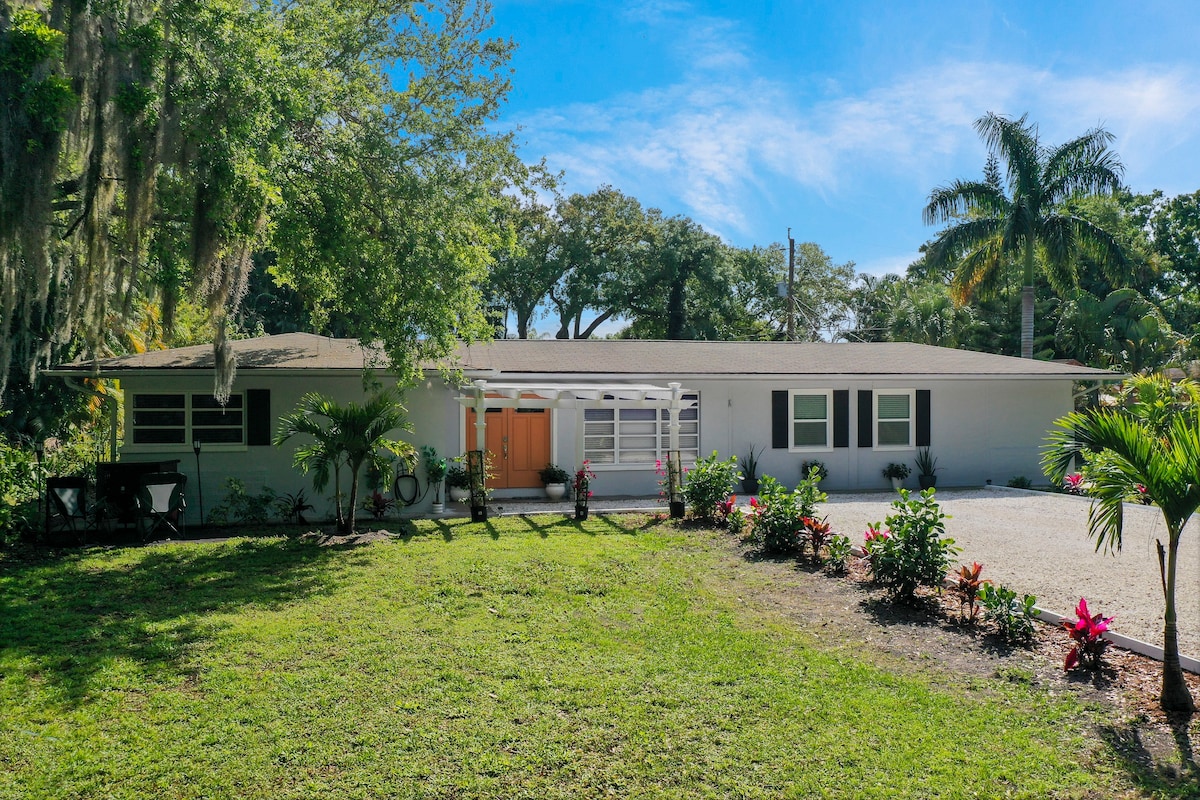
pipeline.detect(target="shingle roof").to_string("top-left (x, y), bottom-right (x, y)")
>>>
top-left (49, 333), bottom-right (1119, 380)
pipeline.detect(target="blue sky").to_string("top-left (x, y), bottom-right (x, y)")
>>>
top-left (490, 0), bottom-right (1200, 277)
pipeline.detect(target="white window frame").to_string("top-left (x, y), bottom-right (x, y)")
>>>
top-left (583, 392), bottom-right (700, 467)
top-left (789, 389), bottom-right (833, 452)
top-left (130, 392), bottom-right (246, 449)
top-left (875, 389), bottom-right (915, 450)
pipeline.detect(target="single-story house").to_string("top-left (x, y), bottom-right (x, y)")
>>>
top-left (49, 333), bottom-right (1118, 522)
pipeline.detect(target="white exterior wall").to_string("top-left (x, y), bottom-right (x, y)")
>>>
top-left (114, 371), bottom-right (1077, 518)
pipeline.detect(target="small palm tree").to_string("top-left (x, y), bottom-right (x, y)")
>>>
top-left (924, 112), bottom-right (1128, 358)
top-left (1043, 376), bottom-right (1198, 712)
top-left (274, 390), bottom-right (415, 535)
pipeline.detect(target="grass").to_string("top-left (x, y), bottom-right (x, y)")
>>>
top-left (0, 513), bottom-right (1165, 798)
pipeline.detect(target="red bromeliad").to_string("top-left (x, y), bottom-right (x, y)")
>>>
top-left (952, 562), bottom-right (985, 623)
top-left (1063, 597), bottom-right (1115, 671)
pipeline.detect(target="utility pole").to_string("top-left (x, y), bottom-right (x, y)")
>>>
top-left (787, 228), bottom-right (796, 341)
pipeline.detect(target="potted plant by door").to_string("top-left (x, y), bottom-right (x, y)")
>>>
top-left (883, 462), bottom-right (911, 491)
top-left (422, 446), bottom-right (447, 513)
top-left (446, 464), bottom-right (471, 502)
top-left (539, 463), bottom-right (571, 500)
top-left (739, 446), bottom-right (762, 494)
top-left (915, 447), bottom-right (940, 490)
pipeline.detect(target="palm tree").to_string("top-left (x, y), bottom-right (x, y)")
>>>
top-left (924, 113), bottom-right (1128, 358)
top-left (1043, 375), bottom-right (1198, 712)
top-left (274, 390), bottom-right (415, 535)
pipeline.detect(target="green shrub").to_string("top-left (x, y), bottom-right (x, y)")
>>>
top-left (867, 489), bottom-right (958, 602)
top-left (980, 583), bottom-right (1038, 642)
top-left (749, 469), bottom-right (827, 557)
top-left (682, 451), bottom-right (741, 522)
top-left (825, 534), bottom-right (852, 573)
top-left (1007, 476), bottom-right (1033, 489)
top-left (209, 478), bottom-right (278, 525)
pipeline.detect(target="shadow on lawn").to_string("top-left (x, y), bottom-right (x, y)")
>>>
top-left (0, 538), bottom-right (372, 708)
top-left (1100, 718), bottom-right (1199, 797)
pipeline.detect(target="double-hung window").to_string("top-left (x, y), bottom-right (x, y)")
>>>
top-left (583, 393), bottom-right (699, 465)
top-left (131, 393), bottom-right (245, 445)
top-left (876, 390), bottom-right (914, 448)
top-left (790, 390), bottom-right (832, 450)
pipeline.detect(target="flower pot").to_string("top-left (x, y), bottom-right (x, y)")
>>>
top-left (545, 483), bottom-right (567, 501)
top-left (574, 503), bottom-right (589, 520)
top-left (918, 475), bottom-right (937, 490)
top-left (890, 477), bottom-right (903, 492)
top-left (741, 478), bottom-right (759, 495)
top-left (449, 486), bottom-right (470, 502)
top-left (430, 501), bottom-right (444, 514)
top-left (669, 500), bottom-right (685, 519)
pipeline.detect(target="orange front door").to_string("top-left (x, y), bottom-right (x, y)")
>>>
top-left (465, 406), bottom-right (552, 489)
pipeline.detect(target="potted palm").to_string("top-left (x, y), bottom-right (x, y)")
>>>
top-left (422, 446), bottom-right (447, 513)
top-left (539, 463), bottom-right (571, 500)
top-left (446, 464), bottom-right (470, 502)
top-left (883, 462), bottom-right (911, 491)
top-left (915, 447), bottom-right (940, 490)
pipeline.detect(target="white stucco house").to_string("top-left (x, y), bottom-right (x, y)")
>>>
top-left (49, 333), bottom-right (1118, 522)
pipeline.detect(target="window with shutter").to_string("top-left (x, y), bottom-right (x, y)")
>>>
top-left (789, 390), bottom-right (833, 450)
top-left (876, 390), bottom-right (914, 448)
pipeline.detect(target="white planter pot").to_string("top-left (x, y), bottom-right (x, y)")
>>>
top-left (890, 477), bottom-right (904, 492)
top-left (545, 483), bottom-right (567, 501)
top-left (431, 501), bottom-right (445, 514)
top-left (449, 486), bottom-right (470, 503)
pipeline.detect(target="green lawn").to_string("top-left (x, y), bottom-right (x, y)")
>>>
top-left (0, 514), bottom-right (1155, 798)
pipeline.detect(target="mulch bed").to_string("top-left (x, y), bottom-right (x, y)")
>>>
top-left (711, 528), bottom-right (1200, 786)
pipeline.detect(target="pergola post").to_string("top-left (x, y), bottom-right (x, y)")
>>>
top-left (472, 379), bottom-right (488, 452)
top-left (667, 382), bottom-right (684, 518)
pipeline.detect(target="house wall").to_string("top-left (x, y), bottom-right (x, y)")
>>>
top-left (114, 370), bottom-right (1076, 522)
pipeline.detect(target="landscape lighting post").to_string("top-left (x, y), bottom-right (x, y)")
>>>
top-left (192, 438), bottom-right (204, 527)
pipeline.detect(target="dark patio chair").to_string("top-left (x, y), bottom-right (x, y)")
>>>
top-left (136, 472), bottom-right (187, 540)
top-left (45, 476), bottom-right (98, 543)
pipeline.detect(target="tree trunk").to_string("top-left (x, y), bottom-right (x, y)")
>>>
top-left (1160, 531), bottom-right (1196, 711)
top-left (1020, 284), bottom-right (1035, 359)
top-left (342, 462), bottom-right (360, 536)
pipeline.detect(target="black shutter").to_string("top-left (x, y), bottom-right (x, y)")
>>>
top-left (246, 389), bottom-right (272, 446)
top-left (857, 390), bottom-right (873, 448)
top-left (771, 390), bottom-right (788, 449)
top-left (916, 389), bottom-right (931, 447)
top-left (833, 390), bottom-right (849, 448)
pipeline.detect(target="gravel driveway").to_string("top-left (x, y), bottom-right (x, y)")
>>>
top-left (821, 487), bottom-right (1200, 660)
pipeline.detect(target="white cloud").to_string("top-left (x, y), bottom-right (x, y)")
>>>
top-left (507, 48), bottom-right (1200, 238)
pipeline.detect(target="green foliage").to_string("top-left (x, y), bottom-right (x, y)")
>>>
top-left (275, 489), bottom-right (314, 525)
top-left (209, 478), bottom-right (277, 525)
top-left (445, 465), bottom-right (470, 490)
top-left (867, 489), bottom-right (958, 602)
top-left (1043, 375), bottom-right (1200, 711)
top-left (749, 469), bottom-right (828, 557)
top-left (682, 451), bottom-right (741, 522)
top-left (422, 446), bottom-right (448, 484)
top-left (275, 391), bottom-right (414, 535)
top-left (799, 459), bottom-right (828, 480)
top-left (980, 583), bottom-right (1038, 642)
top-left (825, 533), bottom-right (852, 574)
top-left (538, 463), bottom-right (570, 485)
top-left (1007, 476), bottom-right (1033, 489)
top-left (883, 462), bottom-right (911, 480)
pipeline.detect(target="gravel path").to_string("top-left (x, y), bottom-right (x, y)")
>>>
top-left (821, 487), bottom-right (1200, 660)
top-left (478, 488), bottom-right (1200, 658)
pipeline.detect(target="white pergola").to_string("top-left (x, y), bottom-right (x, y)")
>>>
top-left (454, 379), bottom-right (696, 471)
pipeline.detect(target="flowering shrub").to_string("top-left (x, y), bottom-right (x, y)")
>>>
top-left (951, 562), bottom-right (985, 624)
top-left (1063, 473), bottom-right (1086, 495)
top-left (749, 476), bottom-right (805, 556)
top-left (682, 451), bottom-right (741, 522)
top-left (573, 461), bottom-right (596, 500)
top-left (980, 582), bottom-right (1038, 641)
top-left (1063, 597), bottom-right (1114, 671)
top-left (866, 489), bottom-right (958, 602)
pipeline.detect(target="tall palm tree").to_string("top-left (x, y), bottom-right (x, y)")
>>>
top-left (1043, 375), bottom-right (1198, 712)
top-left (924, 113), bottom-right (1128, 358)
top-left (274, 390), bottom-right (414, 535)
